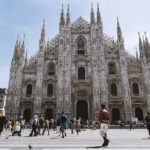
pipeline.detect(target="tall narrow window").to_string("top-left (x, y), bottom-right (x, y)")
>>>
top-left (111, 83), bottom-right (117, 96)
top-left (47, 84), bottom-right (53, 97)
top-left (26, 84), bottom-right (32, 97)
top-left (133, 83), bottom-right (139, 95)
top-left (77, 38), bottom-right (85, 54)
top-left (78, 67), bottom-right (85, 79)
top-left (108, 63), bottom-right (117, 74)
top-left (48, 63), bottom-right (55, 75)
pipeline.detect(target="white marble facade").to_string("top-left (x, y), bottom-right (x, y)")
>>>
top-left (6, 5), bottom-right (150, 123)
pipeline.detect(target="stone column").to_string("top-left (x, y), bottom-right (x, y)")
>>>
top-left (120, 53), bottom-right (132, 121)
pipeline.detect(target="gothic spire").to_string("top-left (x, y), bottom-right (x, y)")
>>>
top-left (13, 34), bottom-right (21, 61)
top-left (117, 17), bottom-right (122, 41)
top-left (66, 4), bottom-right (71, 27)
top-left (90, 3), bottom-right (95, 25)
top-left (40, 19), bottom-right (45, 42)
top-left (60, 4), bottom-right (65, 28)
top-left (25, 50), bottom-right (28, 64)
top-left (21, 34), bottom-right (25, 49)
top-left (15, 34), bottom-right (19, 48)
top-left (39, 19), bottom-right (46, 50)
top-left (20, 34), bottom-right (25, 56)
top-left (136, 49), bottom-right (138, 59)
top-left (97, 3), bottom-right (101, 26)
top-left (145, 32), bottom-right (149, 45)
top-left (138, 32), bottom-right (142, 50)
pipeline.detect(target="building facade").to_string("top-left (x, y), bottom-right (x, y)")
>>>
top-left (6, 5), bottom-right (150, 123)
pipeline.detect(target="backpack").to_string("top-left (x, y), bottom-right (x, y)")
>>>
top-left (61, 115), bottom-right (67, 123)
top-left (102, 111), bottom-right (109, 123)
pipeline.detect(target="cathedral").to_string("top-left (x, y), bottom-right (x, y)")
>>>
top-left (6, 4), bottom-right (150, 123)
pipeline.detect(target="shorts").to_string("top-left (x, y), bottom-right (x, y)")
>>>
top-left (100, 123), bottom-right (109, 137)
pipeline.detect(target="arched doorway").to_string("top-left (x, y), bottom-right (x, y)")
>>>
top-left (45, 108), bottom-right (53, 120)
top-left (112, 108), bottom-right (120, 123)
top-left (135, 108), bottom-right (143, 121)
top-left (23, 108), bottom-right (31, 122)
top-left (76, 100), bottom-right (88, 121)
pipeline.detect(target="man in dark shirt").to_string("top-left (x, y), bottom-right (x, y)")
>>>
top-left (60, 112), bottom-right (68, 138)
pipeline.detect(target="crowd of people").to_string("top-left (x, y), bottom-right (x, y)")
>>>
top-left (0, 106), bottom-right (150, 147)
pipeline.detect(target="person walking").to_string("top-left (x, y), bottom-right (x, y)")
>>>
top-left (75, 117), bottom-right (81, 135)
top-left (0, 116), bottom-right (5, 136)
top-left (98, 104), bottom-right (110, 147)
top-left (145, 112), bottom-right (150, 137)
top-left (129, 120), bottom-right (133, 131)
top-left (60, 112), bottom-right (68, 138)
top-left (42, 118), bottom-right (50, 135)
top-left (29, 115), bottom-right (39, 136)
top-left (70, 118), bottom-right (75, 134)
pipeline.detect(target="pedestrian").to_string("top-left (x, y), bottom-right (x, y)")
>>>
top-left (42, 117), bottom-right (50, 135)
top-left (98, 104), bottom-right (110, 147)
top-left (38, 116), bottom-right (44, 135)
top-left (0, 116), bottom-right (5, 136)
top-left (70, 118), bottom-right (75, 134)
top-left (29, 115), bottom-right (39, 136)
top-left (12, 120), bottom-right (21, 136)
top-left (75, 117), bottom-right (81, 135)
top-left (60, 112), bottom-right (68, 138)
top-left (145, 112), bottom-right (150, 137)
top-left (129, 121), bottom-right (133, 131)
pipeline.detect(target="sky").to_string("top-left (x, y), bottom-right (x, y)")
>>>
top-left (0, 0), bottom-right (150, 88)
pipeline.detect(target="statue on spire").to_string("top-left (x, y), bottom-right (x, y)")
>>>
top-left (66, 4), bottom-right (71, 27)
top-left (90, 3), bottom-right (95, 26)
top-left (60, 4), bottom-right (65, 28)
top-left (97, 3), bottom-right (101, 26)
top-left (39, 19), bottom-right (46, 50)
top-left (117, 17), bottom-right (122, 42)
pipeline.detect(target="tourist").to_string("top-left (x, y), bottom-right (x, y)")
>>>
top-left (60, 112), bottom-right (68, 138)
top-left (75, 117), bottom-right (81, 135)
top-left (29, 115), bottom-right (39, 136)
top-left (98, 104), bottom-right (110, 147)
top-left (0, 116), bottom-right (5, 136)
top-left (145, 112), bottom-right (150, 137)
top-left (42, 117), bottom-right (49, 135)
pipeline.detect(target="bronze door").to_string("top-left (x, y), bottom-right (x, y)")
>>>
top-left (23, 108), bottom-right (31, 122)
top-left (45, 108), bottom-right (53, 120)
top-left (76, 100), bottom-right (88, 121)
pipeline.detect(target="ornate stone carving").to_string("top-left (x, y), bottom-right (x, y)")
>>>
top-left (71, 17), bottom-right (90, 33)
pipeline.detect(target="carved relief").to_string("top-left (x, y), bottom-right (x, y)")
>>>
top-left (71, 17), bottom-right (90, 33)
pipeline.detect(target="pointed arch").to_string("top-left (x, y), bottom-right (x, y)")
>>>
top-left (23, 108), bottom-right (32, 122)
top-left (135, 108), bottom-right (143, 121)
top-left (76, 36), bottom-right (86, 54)
top-left (108, 62), bottom-right (117, 74)
top-left (133, 83), bottom-right (139, 95)
top-left (26, 84), bottom-right (32, 97)
top-left (47, 62), bottom-right (55, 75)
top-left (111, 83), bottom-right (117, 96)
top-left (47, 84), bottom-right (53, 97)
top-left (112, 108), bottom-right (120, 123)
top-left (78, 67), bottom-right (85, 79)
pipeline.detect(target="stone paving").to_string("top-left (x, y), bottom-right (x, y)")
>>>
top-left (0, 128), bottom-right (150, 150)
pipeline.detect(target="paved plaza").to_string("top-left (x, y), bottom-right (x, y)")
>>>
top-left (0, 128), bottom-right (150, 150)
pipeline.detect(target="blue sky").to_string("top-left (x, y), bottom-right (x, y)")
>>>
top-left (0, 0), bottom-right (150, 88)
